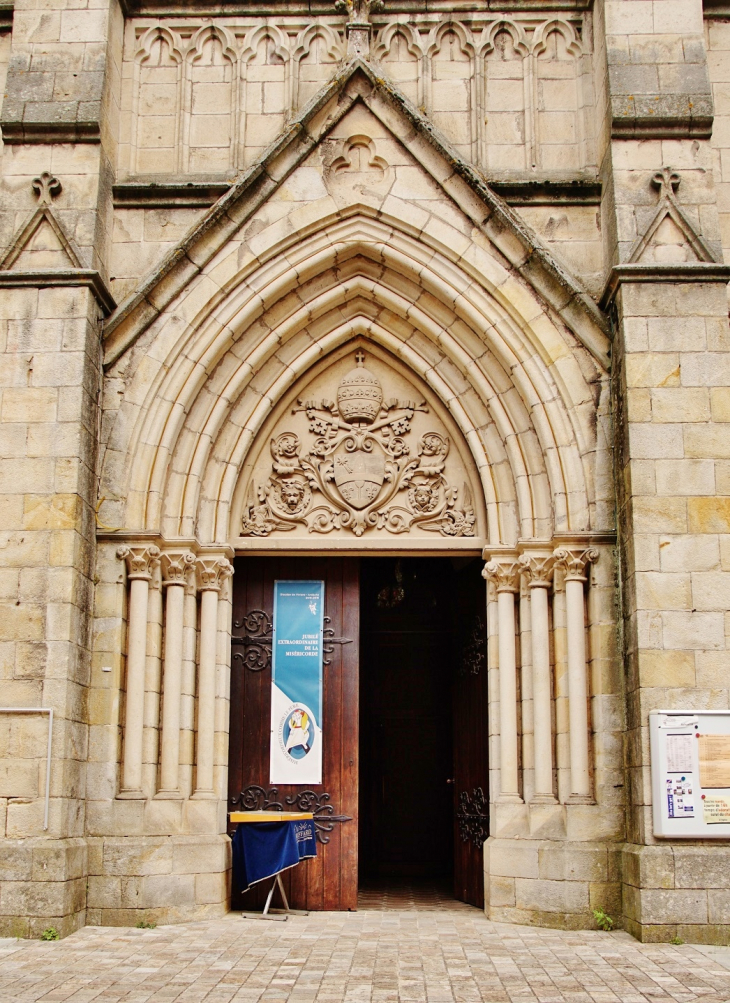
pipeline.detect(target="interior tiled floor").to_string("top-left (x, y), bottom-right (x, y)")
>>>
top-left (357, 879), bottom-right (472, 911)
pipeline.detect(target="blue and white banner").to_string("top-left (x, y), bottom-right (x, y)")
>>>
top-left (270, 580), bottom-right (324, 784)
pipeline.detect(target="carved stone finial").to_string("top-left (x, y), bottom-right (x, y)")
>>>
top-left (32, 172), bottom-right (62, 205)
top-left (117, 544), bottom-right (161, 581)
top-left (651, 167), bottom-right (680, 200)
top-left (336, 0), bottom-right (383, 57)
top-left (553, 547), bottom-right (598, 583)
top-left (335, 0), bottom-right (383, 25)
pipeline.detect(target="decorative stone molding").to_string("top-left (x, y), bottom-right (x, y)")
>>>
top-left (195, 556), bottom-right (234, 592)
top-left (32, 172), bottom-right (62, 205)
top-left (240, 349), bottom-right (478, 541)
top-left (328, 135), bottom-right (390, 196)
top-left (600, 262), bottom-right (730, 311)
top-left (483, 558), bottom-right (521, 593)
top-left (553, 547), bottom-right (598, 583)
top-left (0, 175), bottom-right (116, 315)
top-left (117, 544), bottom-right (161, 580)
top-left (112, 181), bottom-right (231, 209)
top-left (160, 550), bottom-right (196, 586)
top-left (627, 168), bottom-right (719, 267)
top-left (518, 553), bottom-right (555, 589)
top-left (120, 13), bottom-right (587, 177)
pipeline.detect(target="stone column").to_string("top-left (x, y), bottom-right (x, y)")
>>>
top-left (117, 545), bottom-right (160, 796)
top-left (519, 553), bottom-right (557, 804)
top-left (484, 556), bottom-right (522, 803)
top-left (194, 556), bottom-right (233, 798)
top-left (554, 547), bottom-right (598, 802)
top-left (157, 550), bottom-right (196, 797)
top-left (518, 582), bottom-right (534, 805)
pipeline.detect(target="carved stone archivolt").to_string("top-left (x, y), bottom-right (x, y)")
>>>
top-left (240, 349), bottom-right (480, 540)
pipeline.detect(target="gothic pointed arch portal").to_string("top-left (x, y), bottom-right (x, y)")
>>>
top-left (98, 58), bottom-right (617, 927)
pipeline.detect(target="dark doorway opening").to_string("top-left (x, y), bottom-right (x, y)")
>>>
top-left (228, 553), bottom-right (487, 913)
top-left (358, 556), bottom-right (487, 906)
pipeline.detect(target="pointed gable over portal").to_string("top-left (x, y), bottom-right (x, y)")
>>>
top-left (100, 59), bottom-right (612, 547)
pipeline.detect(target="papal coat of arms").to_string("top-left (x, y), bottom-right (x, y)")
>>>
top-left (242, 351), bottom-right (476, 538)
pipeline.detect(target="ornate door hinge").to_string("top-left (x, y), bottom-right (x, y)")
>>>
top-left (231, 609), bottom-right (272, 671)
top-left (456, 786), bottom-right (489, 848)
top-left (231, 785), bottom-right (352, 844)
top-left (232, 611), bottom-right (352, 670)
top-left (323, 616), bottom-right (353, 665)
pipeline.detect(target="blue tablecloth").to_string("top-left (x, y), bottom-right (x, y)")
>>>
top-left (232, 818), bottom-right (317, 891)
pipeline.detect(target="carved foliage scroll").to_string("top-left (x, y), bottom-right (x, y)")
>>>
top-left (240, 350), bottom-right (479, 540)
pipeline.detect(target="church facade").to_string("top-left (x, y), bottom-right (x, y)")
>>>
top-left (2, 0), bottom-right (730, 942)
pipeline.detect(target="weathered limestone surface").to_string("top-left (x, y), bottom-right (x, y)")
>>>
top-left (606, 0), bottom-right (730, 945)
top-left (0, 281), bottom-right (101, 937)
top-left (0, 0), bottom-right (729, 942)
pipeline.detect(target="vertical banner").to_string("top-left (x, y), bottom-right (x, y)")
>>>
top-left (270, 580), bottom-right (324, 784)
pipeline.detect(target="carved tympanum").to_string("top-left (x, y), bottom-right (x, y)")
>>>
top-left (241, 350), bottom-right (477, 539)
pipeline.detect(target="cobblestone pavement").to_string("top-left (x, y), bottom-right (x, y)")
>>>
top-left (2, 902), bottom-right (730, 1003)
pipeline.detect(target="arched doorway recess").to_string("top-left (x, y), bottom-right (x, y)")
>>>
top-left (96, 64), bottom-right (618, 925)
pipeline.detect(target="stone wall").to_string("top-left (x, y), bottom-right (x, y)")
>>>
top-left (707, 14), bottom-right (730, 291)
top-left (0, 282), bottom-right (102, 937)
top-left (1, 0), bottom-right (730, 943)
top-left (606, 0), bottom-right (730, 945)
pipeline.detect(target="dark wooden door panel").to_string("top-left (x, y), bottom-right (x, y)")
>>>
top-left (452, 559), bottom-right (489, 909)
top-left (228, 556), bottom-right (359, 911)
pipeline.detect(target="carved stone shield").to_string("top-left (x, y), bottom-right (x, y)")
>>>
top-left (333, 443), bottom-right (385, 509)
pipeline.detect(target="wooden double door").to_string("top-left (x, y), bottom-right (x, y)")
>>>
top-left (228, 555), bottom-right (488, 911)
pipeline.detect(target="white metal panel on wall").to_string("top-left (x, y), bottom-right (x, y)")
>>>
top-left (650, 710), bottom-right (730, 838)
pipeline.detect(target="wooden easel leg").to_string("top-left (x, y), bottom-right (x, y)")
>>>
top-left (241, 871), bottom-right (309, 920)
top-left (262, 876), bottom-right (279, 917)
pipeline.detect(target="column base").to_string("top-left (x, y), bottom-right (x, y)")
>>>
top-left (530, 794), bottom-right (559, 806)
top-left (567, 794), bottom-right (595, 805)
top-left (485, 834), bottom-right (621, 930)
top-left (116, 790), bottom-right (145, 800)
top-left (497, 793), bottom-right (524, 804)
top-left (154, 790), bottom-right (184, 800)
top-left (86, 834), bottom-right (231, 927)
top-left (191, 790), bottom-right (217, 800)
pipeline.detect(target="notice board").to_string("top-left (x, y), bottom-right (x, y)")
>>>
top-left (650, 710), bottom-right (730, 838)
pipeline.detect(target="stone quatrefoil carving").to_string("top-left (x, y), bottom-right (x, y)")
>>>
top-left (242, 352), bottom-right (476, 538)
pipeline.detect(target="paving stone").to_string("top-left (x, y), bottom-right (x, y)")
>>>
top-left (0, 898), bottom-right (730, 1003)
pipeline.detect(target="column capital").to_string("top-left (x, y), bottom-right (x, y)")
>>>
top-left (518, 553), bottom-right (555, 589)
top-left (117, 544), bottom-right (161, 581)
top-left (196, 555), bottom-right (234, 592)
top-left (553, 547), bottom-right (598, 583)
top-left (160, 549), bottom-right (196, 586)
top-left (483, 555), bottom-right (521, 593)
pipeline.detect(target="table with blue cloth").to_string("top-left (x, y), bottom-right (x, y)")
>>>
top-left (230, 811), bottom-right (317, 919)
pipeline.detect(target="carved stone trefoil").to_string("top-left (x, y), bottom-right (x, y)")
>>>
top-left (241, 351), bottom-right (477, 539)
